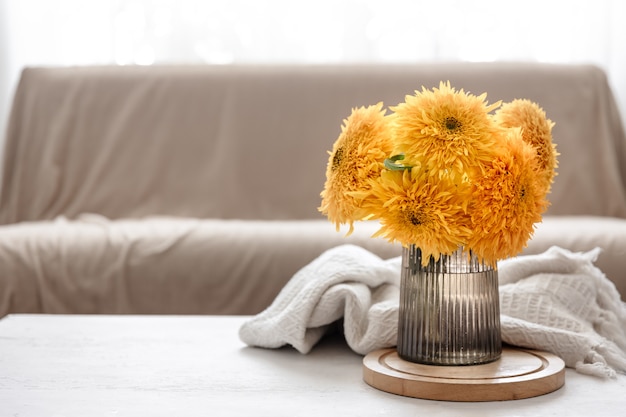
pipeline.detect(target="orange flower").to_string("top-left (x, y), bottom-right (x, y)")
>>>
top-left (366, 168), bottom-right (472, 264)
top-left (466, 129), bottom-right (549, 265)
top-left (390, 81), bottom-right (502, 181)
top-left (319, 103), bottom-right (393, 233)
top-left (494, 99), bottom-right (558, 193)
top-left (319, 83), bottom-right (558, 264)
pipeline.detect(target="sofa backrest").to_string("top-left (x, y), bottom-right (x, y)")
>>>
top-left (1, 63), bottom-right (625, 223)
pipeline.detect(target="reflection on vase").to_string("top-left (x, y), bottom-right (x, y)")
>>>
top-left (397, 245), bottom-right (502, 366)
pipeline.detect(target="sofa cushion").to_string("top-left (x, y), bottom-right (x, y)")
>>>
top-left (1, 64), bottom-right (625, 223)
top-left (0, 215), bottom-right (399, 316)
top-left (523, 215), bottom-right (626, 297)
top-left (0, 215), bottom-right (623, 318)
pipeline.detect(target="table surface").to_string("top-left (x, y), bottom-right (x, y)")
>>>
top-left (0, 315), bottom-right (624, 417)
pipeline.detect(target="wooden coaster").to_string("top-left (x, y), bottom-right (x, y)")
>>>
top-left (363, 346), bottom-right (565, 402)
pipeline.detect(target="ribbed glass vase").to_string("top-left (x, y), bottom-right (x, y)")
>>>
top-left (397, 245), bottom-right (502, 365)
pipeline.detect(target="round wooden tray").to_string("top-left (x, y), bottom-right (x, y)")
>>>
top-left (363, 346), bottom-right (565, 402)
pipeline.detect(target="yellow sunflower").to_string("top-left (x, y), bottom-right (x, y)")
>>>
top-left (319, 102), bottom-right (393, 233)
top-left (466, 129), bottom-right (549, 265)
top-left (390, 81), bottom-right (502, 180)
top-left (367, 168), bottom-right (472, 264)
top-left (494, 99), bottom-right (558, 192)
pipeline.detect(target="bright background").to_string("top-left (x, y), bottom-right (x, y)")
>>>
top-left (1, 0), bottom-right (625, 140)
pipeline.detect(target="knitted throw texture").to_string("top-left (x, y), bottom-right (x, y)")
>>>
top-left (239, 245), bottom-right (626, 378)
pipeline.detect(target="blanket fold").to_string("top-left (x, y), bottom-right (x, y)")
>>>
top-left (239, 244), bottom-right (626, 378)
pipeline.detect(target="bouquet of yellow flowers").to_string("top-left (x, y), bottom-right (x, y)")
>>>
top-left (319, 81), bottom-right (558, 266)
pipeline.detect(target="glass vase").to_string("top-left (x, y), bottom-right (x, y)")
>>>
top-left (397, 245), bottom-right (501, 365)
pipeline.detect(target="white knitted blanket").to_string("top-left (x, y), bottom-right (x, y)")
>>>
top-left (239, 245), bottom-right (626, 378)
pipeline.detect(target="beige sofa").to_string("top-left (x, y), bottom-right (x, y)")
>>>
top-left (0, 63), bottom-right (625, 317)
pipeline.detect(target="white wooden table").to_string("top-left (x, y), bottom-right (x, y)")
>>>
top-left (0, 315), bottom-right (624, 416)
